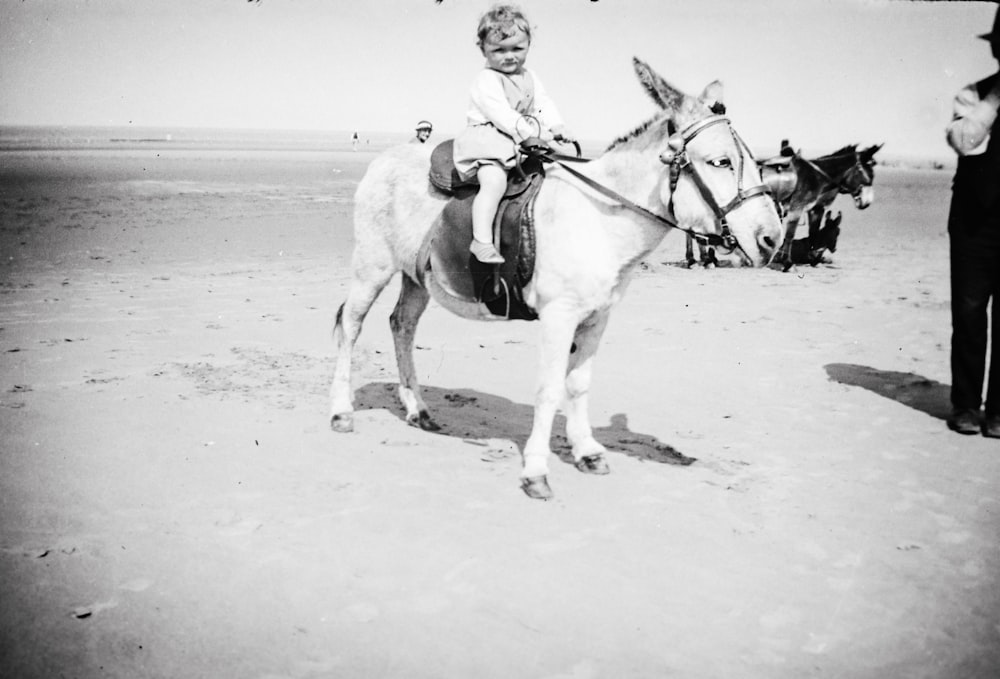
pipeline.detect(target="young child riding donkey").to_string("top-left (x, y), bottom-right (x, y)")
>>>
top-left (329, 8), bottom-right (784, 500)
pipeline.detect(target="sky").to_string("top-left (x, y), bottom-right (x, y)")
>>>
top-left (1, 0), bottom-right (998, 161)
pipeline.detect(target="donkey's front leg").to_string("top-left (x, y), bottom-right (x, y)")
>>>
top-left (521, 304), bottom-right (580, 500)
top-left (565, 309), bottom-right (611, 475)
top-left (777, 213), bottom-right (801, 270)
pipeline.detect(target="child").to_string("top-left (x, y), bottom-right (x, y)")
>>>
top-left (453, 4), bottom-right (575, 264)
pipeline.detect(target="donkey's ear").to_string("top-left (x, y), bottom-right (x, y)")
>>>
top-left (632, 57), bottom-right (685, 111)
top-left (699, 80), bottom-right (724, 109)
top-left (862, 143), bottom-right (884, 160)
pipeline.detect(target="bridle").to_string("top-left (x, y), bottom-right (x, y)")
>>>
top-left (660, 114), bottom-right (773, 252)
top-left (530, 113), bottom-right (773, 256)
top-left (799, 149), bottom-right (873, 200)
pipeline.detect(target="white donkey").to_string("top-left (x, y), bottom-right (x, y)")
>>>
top-left (329, 59), bottom-right (784, 499)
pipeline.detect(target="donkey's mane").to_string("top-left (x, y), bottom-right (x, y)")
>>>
top-left (605, 111), bottom-right (674, 152)
top-left (819, 144), bottom-right (859, 161)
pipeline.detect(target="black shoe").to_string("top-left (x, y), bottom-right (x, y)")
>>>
top-left (947, 408), bottom-right (980, 435)
top-left (983, 413), bottom-right (1000, 439)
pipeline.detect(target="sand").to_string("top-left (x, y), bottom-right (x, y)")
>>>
top-left (1, 144), bottom-right (998, 679)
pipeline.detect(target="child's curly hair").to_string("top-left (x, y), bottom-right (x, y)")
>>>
top-left (476, 4), bottom-right (532, 47)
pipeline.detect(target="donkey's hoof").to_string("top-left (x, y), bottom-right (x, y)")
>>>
top-left (575, 454), bottom-right (610, 475)
top-left (521, 475), bottom-right (553, 500)
top-left (330, 413), bottom-right (354, 433)
top-left (417, 411), bottom-right (441, 432)
top-left (407, 411), bottom-right (441, 432)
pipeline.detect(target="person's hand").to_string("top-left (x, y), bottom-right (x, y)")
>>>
top-left (990, 73), bottom-right (1000, 98)
top-left (520, 137), bottom-right (550, 154)
top-left (551, 126), bottom-right (576, 144)
top-left (985, 75), bottom-right (1000, 108)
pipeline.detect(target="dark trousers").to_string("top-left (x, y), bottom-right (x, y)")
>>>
top-left (949, 225), bottom-right (1000, 413)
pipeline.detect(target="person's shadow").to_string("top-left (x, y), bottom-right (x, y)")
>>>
top-left (354, 382), bottom-right (695, 467)
top-left (824, 363), bottom-right (951, 420)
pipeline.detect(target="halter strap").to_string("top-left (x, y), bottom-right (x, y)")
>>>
top-left (664, 116), bottom-right (773, 255)
top-left (798, 151), bottom-right (870, 196)
top-left (527, 113), bottom-right (772, 253)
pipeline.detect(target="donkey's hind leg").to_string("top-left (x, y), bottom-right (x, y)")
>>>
top-left (329, 266), bottom-right (397, 433)
top-left (564, 309), bottom-right (612, 475)
top-left (390, 274), bottom-right (439, 431)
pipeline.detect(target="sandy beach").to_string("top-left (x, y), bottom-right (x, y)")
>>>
top-left (2, 138), bottom-right (999, 678)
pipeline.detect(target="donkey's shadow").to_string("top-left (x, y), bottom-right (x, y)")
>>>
top-left (824, 363), bottom-right (951, 420)
top-left (354, 382), bottom-right (695, 467)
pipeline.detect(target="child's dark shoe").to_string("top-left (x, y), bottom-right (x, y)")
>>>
top-left (470, 239), bottom-right (504, 264)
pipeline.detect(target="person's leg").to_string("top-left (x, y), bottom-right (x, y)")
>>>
top-left (950, 229), bottom-right (992, 417)
top-left (981, 235), bottom-right (1000, 419)
top-left (470, 164), bottom-right (506, 264)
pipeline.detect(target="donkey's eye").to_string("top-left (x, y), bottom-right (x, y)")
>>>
top-left (707, 157), bottom-right (733, 169)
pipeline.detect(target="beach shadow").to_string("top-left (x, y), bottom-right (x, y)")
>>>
top-left (354, 382), bottom-right (695, 467)
top-left (824, 363), bottom-right (951, 421)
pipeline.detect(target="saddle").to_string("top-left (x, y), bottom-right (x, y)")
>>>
top-left (419, 139), bottom-right (545, 321)
top-left (759, 155), bottom-right (798, 206)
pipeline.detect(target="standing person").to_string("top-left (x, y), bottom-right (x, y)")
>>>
top-left (351, 131), bottom-right (359, 151)
top-left (453, 3), bottom-right (575, 264)
top-left (945, 6), bottom-right (1000, 437)
top-left (411, 120), bottom-right (433, 144)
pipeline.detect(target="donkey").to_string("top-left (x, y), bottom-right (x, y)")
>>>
top-left (686, 143), bottom-right (881, 268)
top-left (772, 144), bottom-right (881, 267)
top-left (329, 59), bottom-right (784, 499)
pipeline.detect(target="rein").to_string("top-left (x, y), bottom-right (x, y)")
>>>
top-left (529, 114), bottom-right (771, 252)
top-left (533, 149), bottom-right (733, 248)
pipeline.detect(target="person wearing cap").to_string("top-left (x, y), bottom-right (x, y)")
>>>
top-left (411, 121), bottom-right (433, 144)
top-left (945, 6), bottom-right (1000, 437)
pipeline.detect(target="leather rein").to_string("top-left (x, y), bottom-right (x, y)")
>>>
top-left (528, 114), bottom-right (772, 254)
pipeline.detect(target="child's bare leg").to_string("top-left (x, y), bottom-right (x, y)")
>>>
top-left (470, 164), bottom-right (506, 264)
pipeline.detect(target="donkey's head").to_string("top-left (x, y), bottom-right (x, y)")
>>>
top-left (631, 58), bottom-right (784, 266)
top-left (852, 143), bottom-right (882, 209)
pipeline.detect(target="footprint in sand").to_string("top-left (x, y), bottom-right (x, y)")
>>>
top-left (70, 600), bottom-right (119, 619)
top-left (118, 578), bottom-right (154, 593)
top-left (213, 512), bottom-right (265, 536)
top-left (71, 579), bottom-right (153, 619)
top-left (2, 544), bottom-right (79, 558)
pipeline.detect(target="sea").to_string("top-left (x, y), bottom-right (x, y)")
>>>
top-left (0, 125), bottom-right (414, 154)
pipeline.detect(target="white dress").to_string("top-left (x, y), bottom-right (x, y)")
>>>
top-left (453, 67), bottom-right (564, 181)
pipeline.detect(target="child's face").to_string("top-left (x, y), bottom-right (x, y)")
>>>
top-left (481, 29), bottom-right (530, 75)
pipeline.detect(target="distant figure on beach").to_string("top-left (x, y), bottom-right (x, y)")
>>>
top-left (352, 131), bottom-right (359, 151)
top-left (411, 120), bottom-right (433, 144)
top-left (453, 3), bottom-right (575, 264)
top-left (944, 6), bottom-right (1000, 438)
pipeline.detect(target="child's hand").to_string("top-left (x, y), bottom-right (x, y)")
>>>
top-left (551, 126), bottom-right (576, 144)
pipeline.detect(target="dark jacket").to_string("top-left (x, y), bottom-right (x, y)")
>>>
top-left (951, 76), bottom-right (1000, 228)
